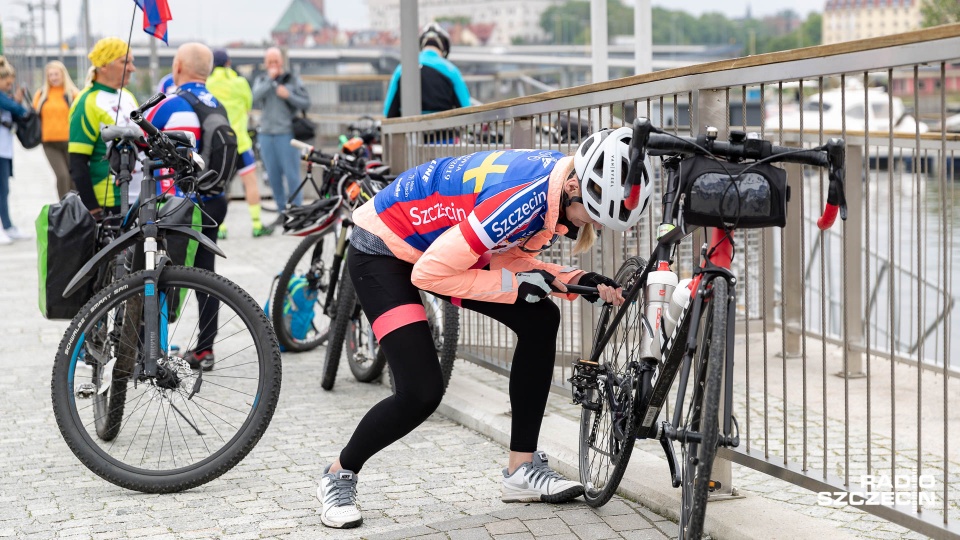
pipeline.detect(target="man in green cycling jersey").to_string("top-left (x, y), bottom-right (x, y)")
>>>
top-left (69, 37), bottom-right (140, 219)
top-left (207, 49), bottom-right (272, 238)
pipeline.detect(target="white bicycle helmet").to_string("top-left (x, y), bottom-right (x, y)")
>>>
top-left (573, 127), bottom-right (652, 232)
top-left (420, 22), bottom-right (451, 58)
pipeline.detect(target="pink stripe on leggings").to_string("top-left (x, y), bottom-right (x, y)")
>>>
top-left (371, 303), bottom-right (428, 342)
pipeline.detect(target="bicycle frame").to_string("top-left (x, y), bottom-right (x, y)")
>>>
top-left (584, 160), bottom-right (741, 487)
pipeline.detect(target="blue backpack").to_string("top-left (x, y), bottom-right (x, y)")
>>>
top-left (265, 275), bottom-right (318, 351)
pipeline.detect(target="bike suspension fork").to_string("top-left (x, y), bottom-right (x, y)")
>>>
top-left (140, 223), bottom-right (162, 377)
top-left (324, 223), bottom-right (352, 311)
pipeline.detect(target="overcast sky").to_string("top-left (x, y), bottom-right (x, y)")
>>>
top-left (2, 0), bottom-right (820, 47)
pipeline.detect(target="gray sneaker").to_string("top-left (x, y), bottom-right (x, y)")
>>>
top-left (317, 464), bottom-right (362, 529)
top-left (501, 451), bottom-right (584, 503)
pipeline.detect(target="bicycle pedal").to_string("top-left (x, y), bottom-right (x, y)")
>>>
top-left (708, 480), bottom-right (722, 492)
top-left (75, 383), bottom-right (97, 399)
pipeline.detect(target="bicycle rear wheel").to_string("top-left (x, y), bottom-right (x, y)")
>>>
top-left (579, 256), bottom-right (646, 507)
top-left (323, 266), bottom-right (363, 390)
top-left (678, 278), bottom-right (725, 540)
top-left (52, 266), bottom-right (282, 493)
top-left (272, 231), bottom-right (338, 352)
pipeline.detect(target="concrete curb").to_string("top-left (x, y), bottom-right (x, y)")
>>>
top-left (436, 369), bottom-right (861, 540)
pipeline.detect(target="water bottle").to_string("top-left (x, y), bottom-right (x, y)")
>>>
top-left (662, 278), bottom-right (693, 347)
top-left (639, 266), bottom-right (678, 359)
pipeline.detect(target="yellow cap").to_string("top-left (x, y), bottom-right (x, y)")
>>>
top-left (88, 37), bottom-right (129, 68)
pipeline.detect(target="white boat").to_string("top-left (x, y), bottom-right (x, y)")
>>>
top-left (765, 83), bottom-right (929, 136)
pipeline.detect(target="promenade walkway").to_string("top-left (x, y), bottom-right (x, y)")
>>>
top-left (0, 142), bottom-right (941, 539)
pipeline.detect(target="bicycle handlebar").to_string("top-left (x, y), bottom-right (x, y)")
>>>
top-left (290, 139), bottom-right (338, 168)
top-left (622, 118), bottom-right (848, 230)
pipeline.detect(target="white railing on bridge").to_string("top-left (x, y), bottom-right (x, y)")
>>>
top-left (380, 24), bottom-right (960, 539)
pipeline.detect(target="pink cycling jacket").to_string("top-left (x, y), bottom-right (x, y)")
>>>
top-left (352, 149), bottom-right (585, 304)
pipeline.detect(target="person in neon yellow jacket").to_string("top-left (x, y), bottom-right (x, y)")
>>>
top-left (206, 49), bottom-right (271, 238)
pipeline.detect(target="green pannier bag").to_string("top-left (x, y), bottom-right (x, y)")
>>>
top-left (36, 193), bottom-right (98, 320)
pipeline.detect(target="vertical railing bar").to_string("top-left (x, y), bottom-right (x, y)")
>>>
top-left (840, 73), bottom-right (852, 488)
top-left (913, 63), bottom-right (923, 511)
top-left (780, 79), bottom-right (791, 466)
top-left (888, 68), bottom-right (897, 490)
top-left (741, 85), bottom-right (752, 453)
top-left (797, 78), bottom-right (809, 473)
top-left (939, 60), bottom-right (950, 525)
top-left (862, 70), bottom-right (873, 481)
top-left (816, 75), bottom-right (829, 480)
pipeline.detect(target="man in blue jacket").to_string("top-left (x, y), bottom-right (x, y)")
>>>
top-left (383, 23), bottom-right (471, 119)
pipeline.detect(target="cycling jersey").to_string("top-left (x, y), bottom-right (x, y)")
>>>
top-left (156, 73), bottom-right (176, 95)
top-left (352, 149), bottom-right (585, 304)
top-left (145, 81), bottom-right (226, 201)
top-left (383, 49), bottom-right (471, 118)
top-left (68, 82), bottom-right (142, 209)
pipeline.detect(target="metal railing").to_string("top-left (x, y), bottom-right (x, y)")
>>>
top-left (380, 25), bottom-right (960, 538)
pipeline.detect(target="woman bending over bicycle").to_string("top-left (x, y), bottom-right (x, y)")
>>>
top-left (318, 128), bottom-right (652, 529)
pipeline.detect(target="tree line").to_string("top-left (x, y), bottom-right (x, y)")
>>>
top-left (537, 0), bottom-right (821, 53)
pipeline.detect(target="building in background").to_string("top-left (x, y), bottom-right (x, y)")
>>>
top-left (273, 0), bottom-right (344, 47)
top-left (822, 0), bottom-right (922, 44)
top-left (367, 0), bottom-right (566, 46)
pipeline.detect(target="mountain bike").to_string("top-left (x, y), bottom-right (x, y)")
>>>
top-left (51, 93), bottom-right (282, 493)
top-left (569, 119), bottom-right (847, 539)
top-left (308, 159), bottom-right (460, 393)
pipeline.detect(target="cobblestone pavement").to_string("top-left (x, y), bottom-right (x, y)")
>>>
top-left (0, 144), bottom-right (678, 539)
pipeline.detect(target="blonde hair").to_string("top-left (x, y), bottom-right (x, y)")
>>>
top-left (37, 61), bottom-right (80, 105)
top-left (0, 56), bottom-right (15, 80)
top-left (571, 222), bottom-right (596, 255)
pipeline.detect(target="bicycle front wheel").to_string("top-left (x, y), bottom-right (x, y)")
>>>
top-left (579, 256), bottom-right (646, 507)
top-left (52, 266), bottom-right (282, 493)
top-left (272, 231), bottom-right (339, 352)
top-left (678, 278), bottom-right (725, 540)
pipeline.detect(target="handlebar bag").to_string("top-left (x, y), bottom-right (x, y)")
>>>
top-left (679, 155), bottom-right (789, 229)
top-left (35, 192), bottom-right (98, 319)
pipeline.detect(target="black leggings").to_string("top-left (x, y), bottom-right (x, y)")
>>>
top-left (339, 245), bottom-right (561, 473)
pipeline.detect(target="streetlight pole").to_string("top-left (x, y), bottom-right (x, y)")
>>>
top-left (56, 0), bottom-right (62, 62)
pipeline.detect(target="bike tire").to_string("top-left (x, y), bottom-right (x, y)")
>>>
top-left (387, 295), bottom-right (460, 394)
top-left (52, 266), bottom-right (282, 493)
top-left (93, 295), bottom-right (141, 441)
top-left (322, 266), bottom-right (355, 390)
top-left (579, 256), bottom-right (647, 508)
top-left (272, 231), bottom-right (337, 352)
top-left (679, 278), bottom-right (725, 540)
top-left (344, 279), bottom-right (387, 383)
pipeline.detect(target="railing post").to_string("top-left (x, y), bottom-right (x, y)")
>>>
top-left (840, 144), bottom-right (865, 377)
top-left (511, 117), bottom-right (534, 149)
top-left (386, 132), bottom-right (409, 174)
top-left (783, 163), bottom-right (804, 357)
top-left (696, 88), bottom-right (739, 499)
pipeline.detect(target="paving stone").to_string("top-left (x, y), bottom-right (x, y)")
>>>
top-left (485, 518), bottom-right (527, 535)
top-left (448, 527), bottom-right (494, 540)
top-left (568, 521), bottom-right (619, 540)
top-left (602, 513), bottom-right (656, 532)
top-left (428, 514), bottom-right (501, 532)
top-left (523, 517), bottom-right (571, 536)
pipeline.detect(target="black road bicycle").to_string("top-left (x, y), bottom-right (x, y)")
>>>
top-left (569, 119), bottom-right (847, 539)
top-left (51, 93), bottom-right (282, 493)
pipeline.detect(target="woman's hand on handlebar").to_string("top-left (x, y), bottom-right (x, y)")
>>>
top-left (575, 272), bottom-right (625, 306)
